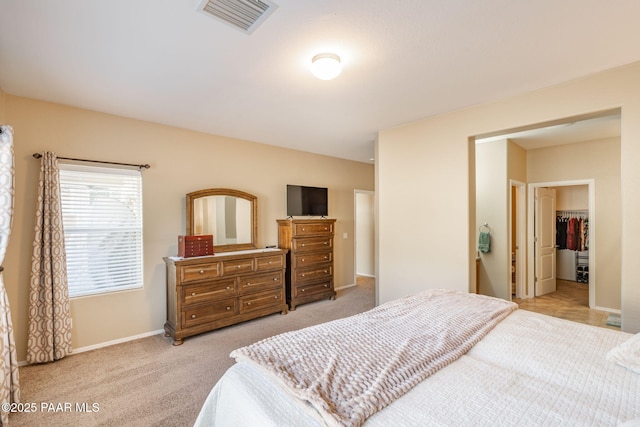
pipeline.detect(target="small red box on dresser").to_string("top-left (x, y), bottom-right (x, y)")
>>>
top-left (178, 235), bottom-right (214, 258)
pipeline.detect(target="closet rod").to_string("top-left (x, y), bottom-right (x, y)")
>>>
top-left (33, 153), bottom-right (150, 170)
top-left (556, 209), bottom-right (588, 218)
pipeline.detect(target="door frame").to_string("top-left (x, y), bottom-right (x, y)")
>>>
top-left (354, 189), bottom-right (375, 285)
top-left (527, 179), bottom-right (595, 307)
top-left (510, 180), bottom-right (526, 299)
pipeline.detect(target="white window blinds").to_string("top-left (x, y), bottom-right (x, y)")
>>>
top-left (58, 163), bottom-right (143, 298)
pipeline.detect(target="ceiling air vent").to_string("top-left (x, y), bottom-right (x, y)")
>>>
top-left (197, 0), bottom-right (278, 34)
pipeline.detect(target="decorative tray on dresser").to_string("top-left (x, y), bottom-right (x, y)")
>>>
top-left (163, 248), bottom-right (288, 345)
top-left (277, 218), bottom-right (336, 310)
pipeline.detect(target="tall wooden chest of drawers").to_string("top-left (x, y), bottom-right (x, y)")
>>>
top-left (163, 248), bottom-right (288, 345)
top-left (277, 219), bottom-right (336, 310)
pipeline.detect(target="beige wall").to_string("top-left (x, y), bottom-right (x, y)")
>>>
top-left (377, 61), bottom-right (640, 333)
top-left (555, 186), bottom-right (588, 210)
top-left (528, 138), bottom-right (621, 310)
top-left (475, 140), bottom-right (509, 299)
top-left (507, 141), bottom-right (527, 185)
top-left (3, 95), bottom-right (374, 361)
top-left (475, 139), bottom-right (525, 301)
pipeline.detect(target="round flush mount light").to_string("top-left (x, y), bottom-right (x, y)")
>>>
top-left (310, 53), bottom-right (342, 80)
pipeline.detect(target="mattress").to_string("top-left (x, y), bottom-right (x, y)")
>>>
top-left (195, 309), bottom-right (640, 426)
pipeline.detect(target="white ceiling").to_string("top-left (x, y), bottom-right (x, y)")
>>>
top-left (476, 113), bottom-right (621, 150)
top-left (1, 1), bottom-right (638, 163)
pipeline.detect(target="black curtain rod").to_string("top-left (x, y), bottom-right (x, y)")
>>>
top-left (33, 153), bottom-right (150, 170)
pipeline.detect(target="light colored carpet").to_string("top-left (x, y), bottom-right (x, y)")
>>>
top-left (10, 279), bottom-right (375, 427)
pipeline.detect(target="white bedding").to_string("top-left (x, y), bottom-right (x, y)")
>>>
top-left (230, 290), bottom-right (516, 426)
top-left (195, 309), bottom-right (640, 426)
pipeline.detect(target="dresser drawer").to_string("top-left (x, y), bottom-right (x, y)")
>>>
top-left (256, 254), bottom-right (284, 272)
top-left (222, 258), bottom-right (255, 275)
top-left (294, 280), bottom-right (333, 298)
top-left (181, 278), bottom-right (237, 306)
top-left (292, 236), bottom-right (332, 252)
top-left (295, 264), bottom-right (333, 284)
top-left (180, 262), bottom-right (221, 283)
top-left (293, 250), bottom-right (332, 268)
top-left (293, 221), bottom-right (334, 236)
top-left (182, 298), bottom-right (238, 327)
top-left (165, 248), bottom-right (288, 345)
top-left (239, 289), bottom-right (284, 313)
top-left (240, 271), bottom-right (283, 294)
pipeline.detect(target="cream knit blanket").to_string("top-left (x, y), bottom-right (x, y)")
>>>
top-left (231, 289), bottom-right (517, 427)
top-left (607, 332), bottom-right (640, 374)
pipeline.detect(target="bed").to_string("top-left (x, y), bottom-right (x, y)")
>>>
top-left (194, 289), bottom-right (640, 426)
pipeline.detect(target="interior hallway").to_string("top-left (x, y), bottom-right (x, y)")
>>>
top-left (513, 279), bottom-right (619, 330)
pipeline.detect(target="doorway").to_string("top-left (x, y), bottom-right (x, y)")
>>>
top-left (354, 190), bottom-right (375, 290)
top-left (475, 110), bottom-right (620, 311)
top-left (510, 180), bottom-right (526, 299)
top-left (528, 180), bottom-right (595, 307)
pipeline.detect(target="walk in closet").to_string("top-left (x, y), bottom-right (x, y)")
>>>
top-left (556, 209), bottom-right (589, 283)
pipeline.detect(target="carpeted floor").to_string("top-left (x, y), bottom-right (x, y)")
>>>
top-left (10, 279), bottom-right (375, 427)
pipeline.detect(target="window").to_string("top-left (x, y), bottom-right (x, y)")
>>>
top-left (58, 163), bottom-right (143, 297)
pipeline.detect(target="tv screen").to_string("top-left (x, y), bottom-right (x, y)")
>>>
top-left (287, 185), bottom-right (328, 216)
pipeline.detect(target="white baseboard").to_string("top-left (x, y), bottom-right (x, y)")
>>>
top-left (18, 329), bottom-right (165, 366)
top-left (72, 329), bottom-right (165, 355)
top-left (594, 306), bottom-right (621, 315)
top-left (356, 273), bottom-right (375, 278)
top-left (335, 283), bottom-right (356, 290)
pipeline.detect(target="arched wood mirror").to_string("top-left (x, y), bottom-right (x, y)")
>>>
top-left (186, 188), bottom-right (257, 253)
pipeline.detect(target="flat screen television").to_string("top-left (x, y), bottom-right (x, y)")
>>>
top-left (286, 185), bottom-right (328, 217)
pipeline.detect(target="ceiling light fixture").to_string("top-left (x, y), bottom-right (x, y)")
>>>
top-left (310, 53), bottom-right (342, 80)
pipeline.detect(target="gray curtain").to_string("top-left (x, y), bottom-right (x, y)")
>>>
top-left (27, 151), bottom-right (72, 364)
top-left (0, 125), bottom-right (20, 426)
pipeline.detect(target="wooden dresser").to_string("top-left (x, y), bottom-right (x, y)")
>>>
top-left (163, 248), bottom-right (288, 345)
top-left (277, 219), bottom-right (336, 310)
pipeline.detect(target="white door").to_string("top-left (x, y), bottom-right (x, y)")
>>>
top-left (535, 187), bottom-right (556, 296)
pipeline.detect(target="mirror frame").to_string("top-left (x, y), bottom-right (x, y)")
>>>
top-left (186, 188), bottom-right (258, 253)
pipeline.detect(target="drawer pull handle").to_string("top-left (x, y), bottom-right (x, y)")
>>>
top-left (199, 270), bottom-right (205, 274)
top-left (301, 244), bottom-right (305, 247)
top-left (268, 261), bottom-right (272, 264)
top-left (301, 288), bottom-right (306, 292)
top-left (247, 302), bottom-right (251, 305)
top-left (302, 228), bottom-right (305, 231)
top-left (191, 314), bottom-right (196, 319)
top-left (301, 274), bottom-right (305, 277)
top-left (226, 286), bottom-right (231, 290)
top-left (324, 284), bottom-right (328, 288)
top-left (324, 242), bottom-right (328, 245)
top-left (191, 292), bottom-right (196, 296)
top-left (324, 270), bottom-right (328, 274)
top-left (273, 278), bottom-right (278, 281)
top-left (274, 296), bottom-right (278, 299)
top-left (324, 256), bottom-right (328, 259)
top-left (246, 282), bottom-right (251, 286)
top-left (226, 306), bottom-right (231, 310)
top-left (237, 265), bottom-right (241, 269)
